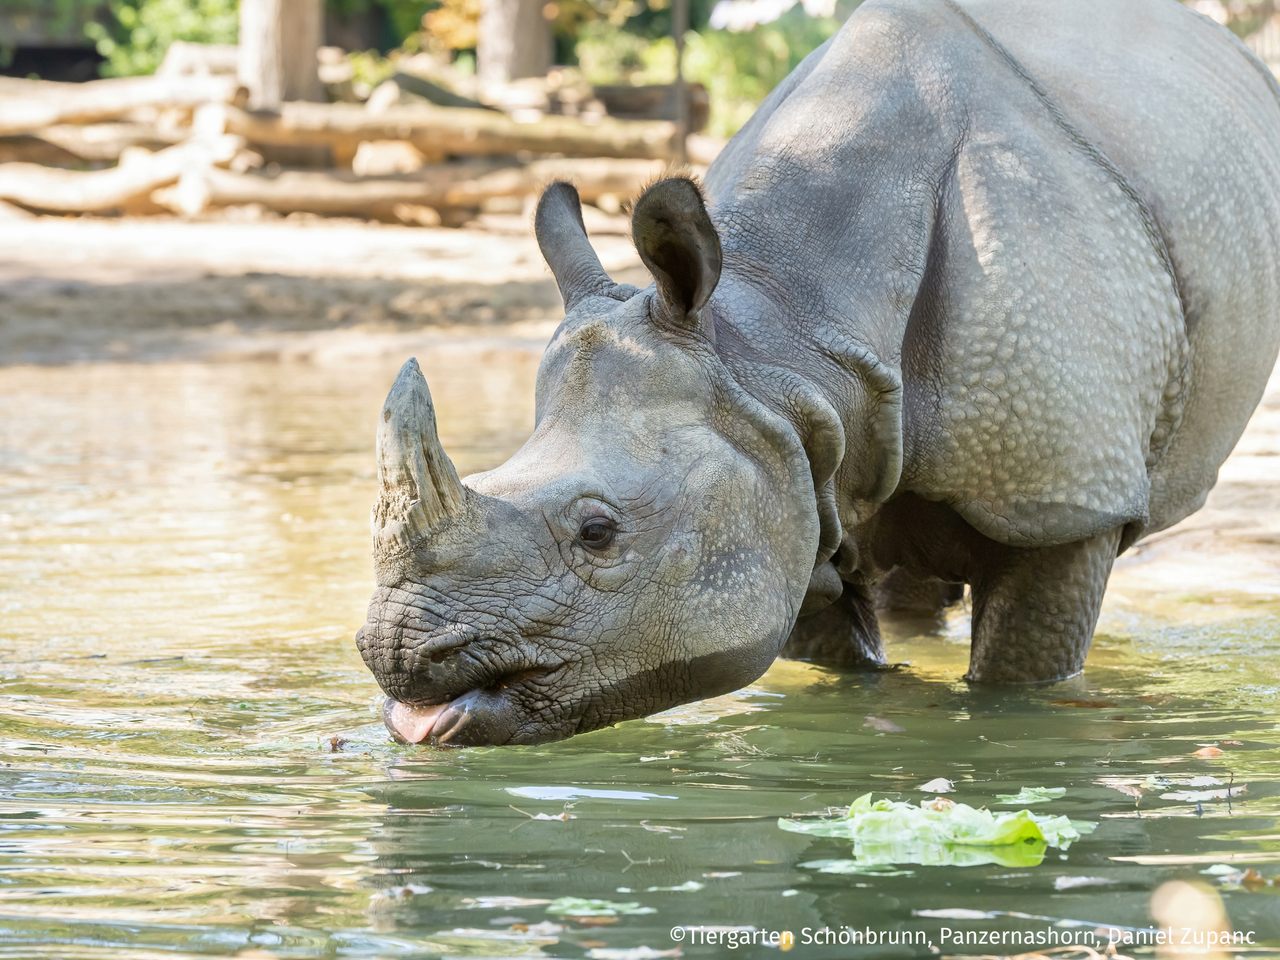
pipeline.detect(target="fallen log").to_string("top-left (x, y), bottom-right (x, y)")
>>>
top-left (0, 135), bottom-right (86, 168)
top-left (0, 199), bottom-right (34, 220)
top-left (441, 157), bottom-right (667, 207)
top-left (0, 75), bottom-right (243, 137)
top-left (592, 83), bottom-right (710, 133)
top-left (157, 161), bottom-right (502, 218)
top-left (203, 101), bottom-right (682, 165)
top-left (154, 157), bottom-right (672, 220)
top-left (0, 136), bottom-right (240, 213)
top-left (0, 122), bottom-right (188, 166)
top-left (33, 122), bottom-right (184, 161)
top-left (157, 41), bottom-right (240, 77)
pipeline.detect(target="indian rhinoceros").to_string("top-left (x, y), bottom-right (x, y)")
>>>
top-left (357, 0), bottom-right (1280, 745)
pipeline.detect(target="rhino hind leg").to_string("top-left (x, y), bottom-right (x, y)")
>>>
top-left (965, 526), bottom-right (1124, 684)
top-left (780, 581), bottom-right (887, 668)
top-left (875, 567), bottom-right (965, 617)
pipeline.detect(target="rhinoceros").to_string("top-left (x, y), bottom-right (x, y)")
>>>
top-left (357, 0), bottom-right (1280, 745)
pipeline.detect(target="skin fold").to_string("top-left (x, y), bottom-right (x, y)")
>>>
top-left (357, 0), bottom-right (1280, 745)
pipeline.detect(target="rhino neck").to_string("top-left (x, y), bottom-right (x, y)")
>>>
top-left (699, 49), bottom-right (963, 564)
top-left (706, 264), bottom-right (906, 576)
top-left (696, 0), bottom-right (968, 539)
top-left (701, 163), bottom-right (947, 555)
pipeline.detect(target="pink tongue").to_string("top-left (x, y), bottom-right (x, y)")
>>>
top-left (385, 700), bottom-right (448, 743)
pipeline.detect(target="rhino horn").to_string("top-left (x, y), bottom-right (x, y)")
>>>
top-left (373, 358), bottom-right (467, 552)
top-left (535, 181), bottom-right (619, 311)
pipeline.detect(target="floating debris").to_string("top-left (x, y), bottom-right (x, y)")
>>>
top-left (996, 787), bottom-right (1066, 805)
top-left (546, 897), bottom-right (656, 917)
top-left (864, 716), bottom-right (906, 733)
top-left (919, 777), bottom-right (955, 794)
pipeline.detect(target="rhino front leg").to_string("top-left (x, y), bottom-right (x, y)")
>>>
top-left (965, 527), bottom-right (1124, 683)
top-left (780, 581), bottom-right (887, 668)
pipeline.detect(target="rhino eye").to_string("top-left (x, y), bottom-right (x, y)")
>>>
top-left (578, 517), bottom-right (616, 549)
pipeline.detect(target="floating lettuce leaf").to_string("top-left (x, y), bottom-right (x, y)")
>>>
top-left (779, 794), bottom-right (1094, 869)
top-left (546, 897), bottom-right (656, 917)
top-left (995, 786), bottom-right (1066, 805)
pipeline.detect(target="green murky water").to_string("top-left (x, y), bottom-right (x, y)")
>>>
top-left (1, 346), bottom-right (1278, 959)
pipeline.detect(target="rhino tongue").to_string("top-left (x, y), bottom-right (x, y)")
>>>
top-left (383, 699), bottom-right (448, 744)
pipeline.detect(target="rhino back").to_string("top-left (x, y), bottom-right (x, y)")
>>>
top-left (706, 0), bottom-right (1280, 550)
top-left (953, 0), bottom-right (1280, 537)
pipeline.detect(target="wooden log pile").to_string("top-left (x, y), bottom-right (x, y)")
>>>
top-left (151, 157), bottom-right (668, 221)
top-left (0, 50), bottom-right (724, 226)
top-left (0, 75), bottom-right (244, 136)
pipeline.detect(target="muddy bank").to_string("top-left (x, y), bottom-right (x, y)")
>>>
top-left (0, 216), bottom-right (646, 364)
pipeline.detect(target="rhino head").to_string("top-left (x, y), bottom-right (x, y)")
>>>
top-left (356, 178), bottom-right (822, 745)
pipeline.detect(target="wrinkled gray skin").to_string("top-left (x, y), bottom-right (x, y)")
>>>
top-left (358, 0), bottom-right (1280, 745)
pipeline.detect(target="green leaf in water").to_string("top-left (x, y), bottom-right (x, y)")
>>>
top-left (546, 897), bottom-right (657, 916)
top-left (995, 786), bottom-right (1067, 805)
top-left (779, 794), bottom-right (1095, 869)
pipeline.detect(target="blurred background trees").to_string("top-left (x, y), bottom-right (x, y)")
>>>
top-left (1, 0), bottom-right (854, 137)
top-left (85, 0), bottom-right (239, 76)
top-left (2, 0), bottom-right (1278, 139)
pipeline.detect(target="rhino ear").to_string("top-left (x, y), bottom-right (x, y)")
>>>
top-left (535, 181), bottom-right (620, 311)
top-left (631, 177), bottom-right (722, 331)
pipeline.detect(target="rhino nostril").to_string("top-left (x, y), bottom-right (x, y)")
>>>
top-left (428, 636), bottom-right (492, 665)
top-left (484, 667), bottom-right (546, 694)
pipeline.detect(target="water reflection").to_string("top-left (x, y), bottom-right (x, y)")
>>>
top-left (0, 348), bottom-right (1277, 959)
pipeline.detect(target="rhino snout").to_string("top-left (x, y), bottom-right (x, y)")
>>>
top-left (357, 612), bottom-right (569, 746)
top-left (358, 621), bottom-right (528, 702)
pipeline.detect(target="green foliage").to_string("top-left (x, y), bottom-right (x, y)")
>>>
top-left (86, 0), bottom-right (237, 76)
top-left (84, 0), bottom-right (433, 77)
top-left (575, 19), bottom-right (662, 83)
top-left (344, 47), bottom-right (399, 87)
top-left (576, 6), bottom-right (840, 138)
top-left (685, 8), bottom-right (840, 137)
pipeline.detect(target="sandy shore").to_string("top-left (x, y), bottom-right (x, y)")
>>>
top-left (2, 214), bottom-right (1277, 624)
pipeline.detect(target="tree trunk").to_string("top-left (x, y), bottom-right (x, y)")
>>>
top-left (238, 0), bottom-right (324, 109)
top-left (477, 0), bottom-right (553, 90)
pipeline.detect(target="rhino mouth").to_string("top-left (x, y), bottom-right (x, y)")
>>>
top-left (382, 698), bottom-right (448, 744)
top-left (379, 666), bottom-right (558, 746)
